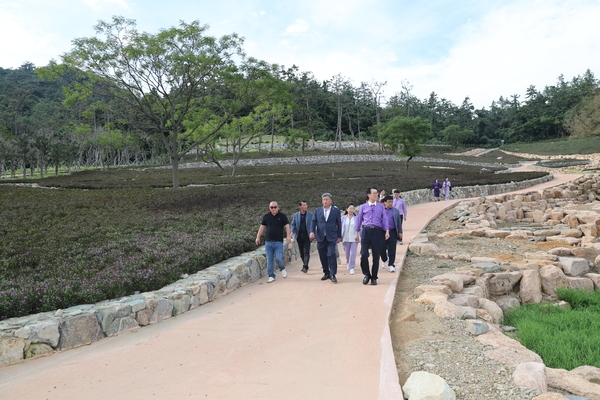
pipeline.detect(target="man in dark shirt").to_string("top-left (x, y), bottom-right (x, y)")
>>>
top-left (256, 201), bottom-right (292, 283)
top-left (290, 201), bottom-right (314, 273)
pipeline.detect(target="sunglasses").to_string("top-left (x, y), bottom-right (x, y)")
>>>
top-left (270, 206), bottom-right (278, 209)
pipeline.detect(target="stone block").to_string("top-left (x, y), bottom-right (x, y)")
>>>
top-left (106, 316), bottom-right (140, 337)
top-left (478, 298), bottom-right (503, 324)
top-left (559, 257), bottom-right (590, 277)
top-left (429, 273), bottom-right (464, 293)
top-left (487, 271), bottom-right (523, 296)
top-left (539, 265), bottom-right (569, 296)
top-left (402, 371), bottom-right (456, 400)
top-left (58, 314), bottom-right (104, 350)
top-left (566, 277), bottom-right (594, 292)
top-left (495, 296), bottom-right (520, 311)
top-left (520, 270), bottom-right (543, 304)
top-left (135, 309), bottom-right (153, 326)
top-left (24, 343), bottom-right (54, 359)
top-left (465, 320), bottom-right (489, 336)
top-left (95, 304), bottom-right (132, 333)
top-left (0, 337), bottom-right (27, 365)
top-left (149, 298), bottom-right (174, 325)
top-left (571, 247), bottom-right (599, 262)
top-left (416, 291), bottom-right (448, 305)
top-left (14, 321), bottom-right (59, 347)
top-left (512, 362), bottom-right (547, 392)
top-left (414, 285), bottom-right (453, 296)
top-left (449, 294), bottom-right (479, 308)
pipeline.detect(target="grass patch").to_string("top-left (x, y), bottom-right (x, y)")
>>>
top-left (0, 160), bottom-right (546, 320)
top-left (503, 288), bottom-right (600, 370)
top-left (502, 137), bottom-right (600, 155)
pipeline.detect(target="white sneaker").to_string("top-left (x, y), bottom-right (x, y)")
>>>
top-left (267, 277), bottom-right (275, 283)
top-left (382, 261), bottom-right (388, 268)
top-left (281, 269), bottom-right (287, 278)
top-left (388, 265), bottom-right (396, 272)
top-left (337, 257), bottom-right (341, 265)
top-left (349, 268), bottom-right (355, 275)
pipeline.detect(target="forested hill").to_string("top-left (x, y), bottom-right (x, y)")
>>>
top-left (0, 59), bottom-right (598, 176)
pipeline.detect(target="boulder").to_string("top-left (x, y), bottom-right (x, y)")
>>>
top-left (566, 277), bottom-right (595, 292)
top-left (545, 367), bottom-right (600, 399)
top-left (585, 273), bottom-right (600, 289)
top-left (495, 296), bottom-right (521, 311)
top-left (520, 270), bottom-right (543, 304)
top-left (429, 274), bottom-right (464, 293)
top-left (533, 229), bottom-right (561, 237)
top-left (477, 330), bottom-right (543, 367)
top-left (433, 301), bottom-right (460, 319)
top-left (579, 222), bottom-right (598, 237)
top-left (483, 230), bottom-right (512, 239)
top-left (561, 228), bottom-right (583, 238)
top-left (416, 291), bottom-right (448, 305)
top-left (57, 314), bottom-right (105, 350)
top-left (523, 252), bottom-right (558, 262)
top-left (14, 321), bottom-right (60, 347)
top-left (570, 365), bottom-right (600, 382)
top-left (512, 362), bottom-right (547, 392)
top-left (571, 247), bottom-right (599, 262)
top-left (24, 343), bottom-right (54, 359)
top-left (471, 256), bottom-right (500, 264)
top-left (545, 236), bottom-right (581, 246)
top-left (462, 286), bottom-right (485, 298)
top-left (465, 320), bottom-right (489, 336)
top-left (448, 294), bottom-right (480, 308)
top-left (149, 298), bottom-right (174, 324)
top-left (539, 265), bottom-right (569, 296)
top-left (414, 285), bottom-right (453, 296)
top-left (547, 247), bottom-right (573, 257)
top-left (559, 257), bottom-right (590, 277)
top-left (562, 214), bottom-right (580, 228)
top-left (487, 271), bottom-right (523, 296)
top-left (477, 298), bottom-right (503, 324)
top-left (472, 262), bottom-right (500, 274)
top-left (0, 337), bottom-right (27, 365)
top-left (409, 242), bottom-right (442, 256)
top-left (402, 371), bottom-right (456, 400)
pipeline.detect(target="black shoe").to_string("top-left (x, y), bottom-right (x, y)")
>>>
top-left (330, 275), bottom-right (337, 283)
top-left (301, 266), bottom-right (308, 273)
top-left (362, 276), bottom-right (370, 285)
top-left (370, 279), bottom-right (378, 285)
top-left (321, 274), bottom-right (331, 281)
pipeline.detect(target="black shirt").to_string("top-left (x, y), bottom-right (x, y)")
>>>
top-left (261, 212), bottom-right (290, 242)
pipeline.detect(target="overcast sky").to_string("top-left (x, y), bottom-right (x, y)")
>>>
top-left (1, 0), bottom-right (598, 109)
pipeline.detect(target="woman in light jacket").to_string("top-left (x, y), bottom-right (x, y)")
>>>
top-left (341, 203), bottom-right (360, 275)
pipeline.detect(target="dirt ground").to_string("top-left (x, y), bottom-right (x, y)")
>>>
top-left (389, 206), bottom-right (555, 387)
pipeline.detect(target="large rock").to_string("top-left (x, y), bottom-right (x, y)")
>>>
top-left (547, 247), bottom-right (573, 257)
top-left (24, 343), bottom-right (54, 359)
top-left (477, 298), bottom-right (503, 324)
top-left (572, 247), bottom-right (599, 262)
top-left (429, 274), bottom-right (464, 293)
top-left (433, 301), bottom-right (472, 319)
top-left (402, 371), bottom-right (456, 400)
top-left (545, 367), bottom-right (600, 399)
top-left (561, 228), bottom-right (583, 238)
top-left (559, 257), bottom-right (590, 277)
top-left (523, 252), bottom-right (558, 261)
top-left (545, 236), bottom-right (581, 246)
top-left (0, 337), bottom-right (27, 365)
top-left (465, 320), bottom-right (489, 336)
top-left (149, 298), bottom-right (174, 324)
top-left (57, 314), bottom-right (105, 350)
top-left (580, 222), bottom-right (598, 237)
top-left (571, 365), bottom-right (600, 382)
top-left (472, 262), bottom-right (500, 274)
top-left (448, 294), bottom-right (479, 308)
top-left (520, 270), bottom-right (543, 304)
top-left (476, 331), bottom-right (543, 367)
top-left (487, 271), bottom-right (523, 296)
top-left (585, 273), bottom-right (600, 289)
top-left (106, 316), bottom-right (140, 337)
top-left (14, 321), bottom-right (60, 347)
top-left (416, 291), bottom-right (448, 305)
top-left (566, 277), bottom-right (595, 292)
top-left (471, 256), bottom-right (500, 264)
top-left (512, 362), bottom-right (547, 392)
top-left (414, 285), bottom-right (453, 296)
top-left (409, 242), bottom-right (442, 256)
top-left (495, 296), bottom-right (520, 311)
top-left (539, 265), bottom-right (569, 296)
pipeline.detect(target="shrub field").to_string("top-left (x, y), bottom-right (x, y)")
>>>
top-left (0, 160), bottom-right (546, 319)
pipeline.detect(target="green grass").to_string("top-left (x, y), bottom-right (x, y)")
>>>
top-left (503, 288), bottom-right (600, 370)
top-left (502, 137), bottom-right (600, 155)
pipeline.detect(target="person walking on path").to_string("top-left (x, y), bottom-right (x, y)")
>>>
top-left (310, 193), bottom-right (342, 283)
top-left (392, 189), bottom-right (407, 245)
top-left (255, 201), bottom-right (292, 283)
top-left (290, 200), bottom-right (314, 273)
top-left (341, 203), bottom-right (359, 275)
top-left (355, 187), bottom-right (390, 286)
top-left (380, 195), bottom-right (402, 273)
top-left (432, 179), bottom-right (442, 201)
top-left (442, 178), bottom-right (452, 200)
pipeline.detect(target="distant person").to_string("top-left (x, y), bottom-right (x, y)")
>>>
top-left (432, 179), bottom-right (442, 202)
top-left (379, 189), bottom-right (387, 201)
top-left (381, 195), bottom-right (402, 273)
top-left (355, 187), bottom-right (390, 286)
top-left (341, 203), bottom-right (359, 275)
top-left (255, 201), bottom-right (291, 283)
top-left (442, 178), bottom-right (452, 200)
top-left (392, 189), bottom-right (407, 245)
top-left (290, 200), bottom-right (314, 273)
top-left (310, 193), bottom-right (342, 283)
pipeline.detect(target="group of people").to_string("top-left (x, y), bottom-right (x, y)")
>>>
top-left (432, 178), bottom-right (452, 201)
top-left (255, 187), bottom-right (408, 286)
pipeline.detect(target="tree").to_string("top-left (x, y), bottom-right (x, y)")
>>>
top-left (56, 16), bottom-right (248, 188)
top-left (564, 93), bottom-right (600, 137)
top-left (379, 116), bottom-right (430, 170)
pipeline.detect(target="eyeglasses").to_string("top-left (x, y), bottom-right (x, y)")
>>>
top-left (270, 206), bottom-right (278, 209)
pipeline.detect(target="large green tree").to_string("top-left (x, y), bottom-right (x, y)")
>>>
top-left (56, 16), bottom-right (259, 188)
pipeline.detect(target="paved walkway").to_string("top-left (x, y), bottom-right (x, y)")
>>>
top-left (0, 174), bottom-right (578, 400)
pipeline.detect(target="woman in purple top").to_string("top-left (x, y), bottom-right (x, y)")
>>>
top-left (432, 179), bottom-right (442, 202)
top-left (442, 178), bottom-right (451, 200)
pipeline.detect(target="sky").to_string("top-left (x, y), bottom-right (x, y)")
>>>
top-left (1, 0), bottom-right (599, 109)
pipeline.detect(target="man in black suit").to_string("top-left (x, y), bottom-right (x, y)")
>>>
top-left (310, 193), bottom-right (342, 283)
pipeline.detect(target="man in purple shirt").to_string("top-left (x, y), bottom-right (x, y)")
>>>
top-left (392, 189), bottom-right (407, 245)
top-left (354, 187), bottom-right (390, 285)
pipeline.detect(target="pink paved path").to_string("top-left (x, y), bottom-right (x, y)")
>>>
top-left (0, 174), bottom-right (577, 400)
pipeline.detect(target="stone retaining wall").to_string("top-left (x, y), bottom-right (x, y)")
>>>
top-left (0, 174), bottom-right (554, 366)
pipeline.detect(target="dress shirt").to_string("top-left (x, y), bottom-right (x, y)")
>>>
top-left (393, 197), bottom-right (408, 217)
top-left (355, 202), bottom-right (390, 231)
top-left (383, 208), bottom-right (396, 230)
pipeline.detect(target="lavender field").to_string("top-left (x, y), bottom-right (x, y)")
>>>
top-left (0, 160), bottom-right (546, 319)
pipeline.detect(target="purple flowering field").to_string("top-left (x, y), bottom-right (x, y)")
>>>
top-left (0, 162), bottom-right (546, 319)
